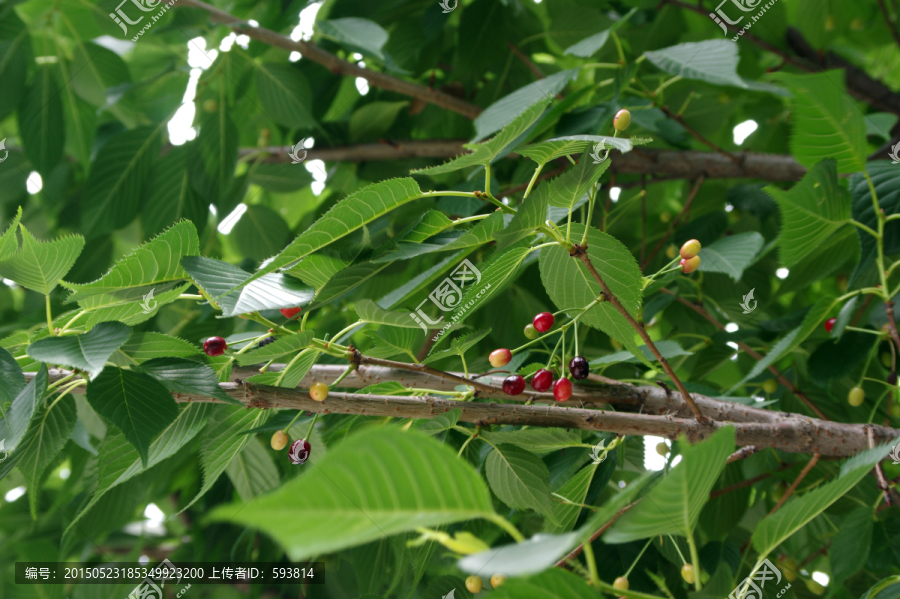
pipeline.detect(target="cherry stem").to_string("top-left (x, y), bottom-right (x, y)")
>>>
top-left (283, 409), bottom-right (306, 434)
top-left (624, 538), bottom-right (653, 579)
top-left (305, 412), bottom-right (319, 440)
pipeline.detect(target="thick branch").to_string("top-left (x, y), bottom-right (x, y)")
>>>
top-left (244, 141), bottom-right (808, 182)
top-left (34, 369), bottom-right (900, 456)
top-left (174, 0), bottom-right (482, 119)
top-left (573, 247), bottom-right (706, 421)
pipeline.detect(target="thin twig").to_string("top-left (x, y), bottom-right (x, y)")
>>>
top-left (642, 176), bottom-right (704, 268)
top-left (868, 427), bottom-right (895, 507)
top-left (657, 104), bottom-right (741, 164)
top-left (878, 0), bottom-right (900, 52)
top-left (574, 249), bottom-right (706, 421)
top-left (769, 453), bottom-right (820, 514)
top-left (661, 289), bottom-right (830, 420)
top-left (507, 42), bottom-right (550, 84)
top-left (554, 502), bottom-right (639, 567)
top-left (710, 463), bottom-right (794, 499)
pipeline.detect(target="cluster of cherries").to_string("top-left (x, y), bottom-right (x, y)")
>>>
top-left (465, 573), bottom-right (506, 592)
top-left (489, 312), bottom-right (590, 401)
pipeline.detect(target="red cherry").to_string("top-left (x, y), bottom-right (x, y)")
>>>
top-left (824, 317), bottom-right (836, 333)
top-left (489, 348), bottom-right (512, 368)
top-left (502, 374), bottom-right (526, 395)
top-left (533, 312), bottom-right (555, 333)
top-left (203, 336), bottom-right (227, 356)
top-left (281, 306), bottom-right (303, 319)
top-left (553, 378), bottom-right (572, 401)
top-left (531, 369), bottom-right (553, 392)
top-left (288, 438), bottom-right (311, 464)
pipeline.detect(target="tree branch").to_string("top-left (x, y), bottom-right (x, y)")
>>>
top-left (572, 247), bottom-right (706, 421)
top-left (33, 368), bottom-right (900, 456)
top-left (769, 453), bottom-right (819, 514)
top-left (174, 0), bottom-right (482, 119)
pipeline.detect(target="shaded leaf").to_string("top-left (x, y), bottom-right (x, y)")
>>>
top-left (697, 232), bottom-right (764, 281)
top-left (27, 321), bottom-right (131, 380)
top-left (138, 357), bottom-right (238, 404)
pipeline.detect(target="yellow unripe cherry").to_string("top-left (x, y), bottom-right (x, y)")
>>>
top-left (681, 564), bottom-right (695, 584)
top-left (762, 379), bottom-right (778, 394)
top-left (270, 430), bottom-right (289, 450)
top-left (465, 575), bottom-right (483, 593)
top-left (309, 382), bottom-right (329, 401)
top-left (848, 386), bottom-right (865, 407)
top-left (681, 256), bottom-right (701, 274)
top-left (614, 576), bottom-right (629, 591)
top-left (613, 109), bottom-right (632, 132)
top-left (680, 239), bottom-right (701, 259)
top-left (491, 573), bottom-right (508, 588)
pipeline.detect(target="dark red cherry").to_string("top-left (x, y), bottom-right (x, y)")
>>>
top-left (533, 312), bottom-right (555, 333)
top-left (502, 374), bottom-right (526, 396)
top-left (569, 356), bottom-right (590, 380)
top-left (203, 336), bottom-right (227, 356)
top-left (289, 438), bottom-right (311, 464)
top-left (824, 317), bottom-right (836, 333)
top-left (281, 306), bottom-right (303, 319)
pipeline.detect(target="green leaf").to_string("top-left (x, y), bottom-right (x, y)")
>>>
top-left (182, 256), bottom-right (315, 317)
top-left (830, 506), bottom-right (874, 586)
top-left (143, 146), bottom-right (208, 236)
top-left (208, 428), bottom-right (495, 561)
top-left (495, 183), bottom-right (553, 250)
top-left (118, 332), bottom-right (202, 363)
top-left (365, 327), bottom-right (423, 361)
top-left (539, 224), bottom-right (646, 364)
top-left (14, 395), bottom-right (76, 517)
top-left (225, 436), bottom-right (280, 502)
top-left (413, 102), bottom-right (550, 175)
top-left (235, 331), bottom-right (314, 366)
top-left (62, 403), bottom-right (213, 539)
top-left (516, 135), bottom-right (637, 166)
top-left (63, 220), bottom-right (199, 301)
top-left (544, 463), bottom-right (599, 534)
top-left (645, 40), bottom-right (747, 89)
top-left (0, 206), bottom-right (22, 261)
top-left (70, 41), bottom-right (130, 107)
top-left (27, 321), bottom-right (130, 380)
top-left (831, 296), bottom-right (857, 340)
top-left (190, 108), bottom-right (239, 206)
top-left (3, 364), bottom-right (47, 452)
top-left (355, 299), bottom-right (423, 328)
top-left (727, 296), bottom-right (834, 393)
top-left (564, 10), bottom-right (636, 57)
top-left (255, 62), bottom-right (315, 129)
top-left (472, 69), bottom-right (578, 143)
top-left (81, 127), bottom-right (161, 236)
top-left (751, 441), bottom-right (896, 558)
top-left (0, 225), bottom-right (84, 294)
top-left (248, 178), bottom-right (423, 286)
top-left (247, 348), bottom-right (319, 388)
top-left (17, 65), bottom-right (64, 175)
top-left (249, 163), bottom-right (313, 193)
top-left (137, 357), bottom-right (238, 405)
top-left (412, 408), bottom-right (462, 434)
top-left (862, 577), bottom-right (900, 599)
top-left (781, 71), bottom-right (867, 174)
top-left (423, 329), bottom-right (491, 365)
top-left (318, 18), bottom-right (388, 60)
top-left (589, 340), bottom-right (691, 366)
top-left (349, 101), bottom-right (409, 141)
top-left (850, 161), bottom-right (900, 283)
top-left (548, 151), bottom-right (610, 211)
top-left (179, 404), bottom-right (273, 513)
top-left (606, 427), bottom-right (735, 542)
top-left (231, 204), bottom-right (291, 262)
top-left (486, 443), bottom-right (552, 513)
top-left (307, 261), bottom-right (390, 309)
top-left (0, 38), bottom-right (27, 122)
top-left (0, 345), bottom-right (25, 408)
top-left (440, 211), bottom-right (508, 253)
top-left (480, 429), bottom-right (583, 455)
top-left (696, 232), bottom-right (764, 281)
top-left (765, 160), bottom-right (851, 267)
top-left (85, 367), bottom-right (180, 466)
